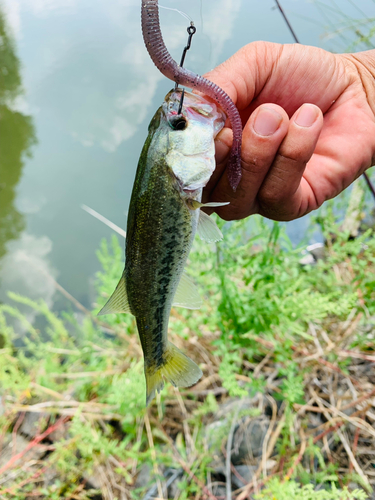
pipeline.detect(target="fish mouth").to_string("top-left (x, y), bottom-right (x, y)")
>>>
top-left (168, 113), bottom-right (187, 131)
top-left (164, 88), bottom-right (226, 127)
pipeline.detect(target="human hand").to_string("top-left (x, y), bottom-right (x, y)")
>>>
top-left (202, 42), bottom-right (375, 221)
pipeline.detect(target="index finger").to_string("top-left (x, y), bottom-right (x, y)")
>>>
top-left (204, 42), bottom-right (280, 111)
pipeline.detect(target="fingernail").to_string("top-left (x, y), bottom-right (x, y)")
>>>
top-left (253, 107), bottom-right (283, 136)
top-left (294, 103), bottom-right (319, 127)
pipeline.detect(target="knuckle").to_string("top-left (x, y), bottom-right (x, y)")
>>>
top-left (241, 155), bottom-right (268, 175)
top-left (258, 185), bottom-right (284, 206)
top-left (277, 150), bottom-right (305, 165)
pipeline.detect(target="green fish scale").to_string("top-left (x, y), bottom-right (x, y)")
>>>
top-left (125, 123), bottom-right (196, 373)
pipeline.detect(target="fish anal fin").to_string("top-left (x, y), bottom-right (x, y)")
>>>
top-left (197, 210), bottom-right (223, 243)
top-left (145, 342), bottom-right (202, 405)
top-left (97, 274), bottom-right (132, 315)
top-left (173, 272), bottom-right (202, 309)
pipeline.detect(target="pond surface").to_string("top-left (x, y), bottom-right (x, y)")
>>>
top-left (0, 0), bottom-right (374, 314)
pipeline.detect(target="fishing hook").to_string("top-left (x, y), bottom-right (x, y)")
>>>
top-left (179, 23), bottom-right (196, 69)
top-left (177, 88), bottom-right (185, 115)
top-left (175, 22), bottom-right (197, 113)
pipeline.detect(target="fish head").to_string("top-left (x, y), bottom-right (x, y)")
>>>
top-left (162, 89), bottom-right (226, 194)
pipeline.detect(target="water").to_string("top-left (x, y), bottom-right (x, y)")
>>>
top-left (0, 0), bottom-right (374, 314)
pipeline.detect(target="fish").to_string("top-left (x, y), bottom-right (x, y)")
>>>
top-left (99, 88), bottom-right (228, 405)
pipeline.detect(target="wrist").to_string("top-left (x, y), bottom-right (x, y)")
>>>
top-left (343, 50), bottom-right (375, 117)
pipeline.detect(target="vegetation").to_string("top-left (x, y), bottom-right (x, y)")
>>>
top-left (1, 177), bottom-right (375, 499)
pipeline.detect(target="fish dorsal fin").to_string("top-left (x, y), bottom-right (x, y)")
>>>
top-left (98, 274), bottom-right (132, 315)
top-left (197, 210), bottom-right (223, 243)
top-left (173, 272), bottom-right (202, 310)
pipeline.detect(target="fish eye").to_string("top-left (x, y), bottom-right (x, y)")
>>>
top-left (169, 115), bottom-right (187, 131)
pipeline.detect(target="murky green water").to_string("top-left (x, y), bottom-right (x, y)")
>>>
top-left (0, 0), bottom-right (374, 313)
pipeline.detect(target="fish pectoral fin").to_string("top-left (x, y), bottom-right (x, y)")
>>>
top-left (97, 274), bottom-right (132, 315)
top-left (199, 201), bottom-right (230, 207)
top-left (189, 200), bottom-right (230, 210)
top-left (173, 272), bottom-right (202, 309)
top-left (197, 210), bottom-right (224, 243)
top-left (145, 341), bottom-right (202, 406)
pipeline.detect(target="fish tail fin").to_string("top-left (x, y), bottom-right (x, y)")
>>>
top-left (145, 342), bottom-right (202, 406)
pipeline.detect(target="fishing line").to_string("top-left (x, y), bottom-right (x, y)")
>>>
top-left (158, 4), bottom-right (194, 24)
top-left (199, 0), bottom-right (213, 66)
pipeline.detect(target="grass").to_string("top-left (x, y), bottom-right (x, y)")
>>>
top-left (1, 176), bottom-right (375, 499)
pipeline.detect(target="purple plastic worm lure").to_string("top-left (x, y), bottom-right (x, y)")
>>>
top-left (141, 0), bottom-right (242, 190)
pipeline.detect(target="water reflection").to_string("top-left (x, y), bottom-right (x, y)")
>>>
top-left (0, 0), bottom-right (374, 314)
top-left (0, 9), bottom-right (37, 260)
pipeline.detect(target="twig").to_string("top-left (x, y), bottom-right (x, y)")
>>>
top-left (13, 400), bottom-right (116, 410)
top-left (363, 171), bottom-right (375, 202)
top-left (313, 421), bottom-right (345, 444)
top-left (132, 416), bottom-right (144, 476)
top-left (0, 464), bottom-right (49, 496)
top-left (337, 428), bottom-right (370, 486)
top-left (153, 420), bottom-right (219, 500)
top-left (9, 407), bottom-right (122, 420)
top-left (12, 413), bottom-right (26, 456)
top-left (342, 387), bottom-right (375, 411)
top-left (274, 0), bottom-right (300, 42)
top-left (49, 369), bottom-right (119, 379)
top-left (81, 204), bottom-right (127, 238)
top-left (284, 429), bottom-right (307, 480)
top-left (225, 403), bottom-right (241, 500)
top-left (264, 415), bottom-right (286, 471)
top-left (338, 350), bottom-right (375, 362)
top-left (261, 396), bottom-right (278, 479)
top-left (174, 388), bottom-right (194, 459)
top-left (349, 427), bottom-right (361, 474)
top-left (144, 412), bottom-right (164, 500)
top-left (237, 400), bottom-right (282, 500)
top-left (0, 416), bottom-right (69, 476)
top-left (30, 382), bottom-right (68, 400)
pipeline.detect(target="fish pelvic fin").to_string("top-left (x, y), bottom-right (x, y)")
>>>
top-left (145, 342), bottom-right (203, 406)
top-left (197, 210), bottom-right (223, 243)
top-left (97, 273), bottom-right (132, 315)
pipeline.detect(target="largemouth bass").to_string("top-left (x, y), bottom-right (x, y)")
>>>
top-left (99, 89), bottom-right (227, 405)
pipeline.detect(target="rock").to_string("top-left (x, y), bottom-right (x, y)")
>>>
top-left (212, 484), bottom-right (226, 498)
top-left (206, 397), bottom-right (262, 453)
top-left (20, 411), bottom-right (49, 439)
top-left (43, 467), bottom-right (61, 488)
top-left (307, 243), bottom-right (325, 261)
top-left (0, 434), bottom-right (45, 470)
top-left (231, 465), bottom-right (257, 489)
top-left (135, 463), bottom-right (152, 489)
top-left (165, 468), bottom-right (184, 499)
top-left (299, 243), bottom-right (325, 266)
top-left (83, 470), bottom-right (102, 491)
top-left (205, 419), bottom-right (228, 454)
top-left (307, 412), bottom-right (324, 433)
top-left (140, 466), bottom-right (181, 500)
top-left (48, 421), bottom-right (70, 442)
top-left (214, 397), bottom-right (257, 420)
top-left (348, 482), bottom-right (360, 491)
top-left (231, 417), bottom-right (270, 464)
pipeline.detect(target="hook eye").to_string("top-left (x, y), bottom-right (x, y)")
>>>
top-left (169, 115), bottom-right (187, 131)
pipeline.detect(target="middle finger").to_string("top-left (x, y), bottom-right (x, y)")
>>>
top-left (207, 104), bottom-right (290, 220)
